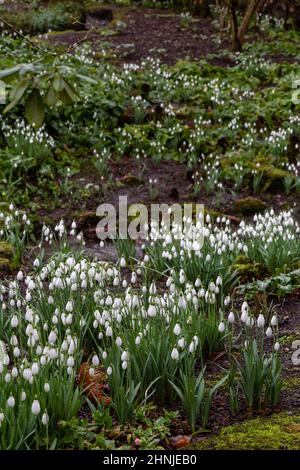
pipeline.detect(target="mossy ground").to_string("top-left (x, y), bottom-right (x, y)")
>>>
top-left (190, 412), bottom-right (300, 450)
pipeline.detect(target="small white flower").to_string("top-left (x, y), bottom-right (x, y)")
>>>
top-left (257, 314), bottom-right (265, 328)
top-left (274, 342), bottom-right (280, 352)
top-left (42, 412), bottom-right (49, 426)
top-left (228, 312), bottom-right (235, 323)
top-left (7, 396), bottom-right (15, 408)
top-left (171, 348), bottom-right (179, 361)
top-left (271, 315), bottom-right (278, 327)
top-left (107, 366), bottom-right (112, 376)
top-left (31, 399), bottom-right (41, 416)
top-left (92, 355), bottom-right (99, 367)
top-left (218, 321), bottom-right (225, 333)
top-left (173, 323), bottom-right (181, 336)
top-left (266, 327), bottom-right (272, 338)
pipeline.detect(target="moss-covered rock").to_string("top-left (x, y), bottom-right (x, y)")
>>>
top-left (190, 412), bottom-right (300, 450)
top-left (0, 242), bottom-right (13, 258)
top-left (234, 197), bottom-right (267, 216)
top-left (232, 255), bottom-right (269, 282)
top-left (263, 168), bottom-right (289, 192)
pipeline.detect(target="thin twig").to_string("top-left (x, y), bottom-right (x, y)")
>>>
top-left (0, 16), bottom-right (92, 58)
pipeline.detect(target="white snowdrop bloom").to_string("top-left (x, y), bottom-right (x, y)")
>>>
top-left (66, 314), bottom-right (73, 325)
top-left (188, 341), bottom-right (195, 354)
top-left (178, 337), bottom-right (185, 349)
top-left (173, 323), bottom-right (181, 336)
top-left (31, 362), bottom-right (39, 375)
top-left (218, 322), bottom-right (225, 333)
top-left (92, 355), bottom-right (100, 367)
top-left (115, 337), bottom-right (122, 347)
top-left (66, 300), bottom-right (74, 312)
top-left (7, 396), bottom-right (15, 408)
top-left (11, 367), bottom-right (18, 378)
top-left (135, 335), bottom-right (141, 346)
top-left (17, 271), bottom-right (23, 281)
top-left (0, 412), bottom-right (4, 424)
top-left (13, 347), bottom-right (20, 358)
top-left (48, 331), bottom-right (57, 344)
top-left (228, 312), bottom-right (235, 323)
top-left (121, 351), bottom-right (128, 362)
top-left (171, 348), bottom-right (179, 361)
top-left (241, 310), bottom-right (248, 323)
top-left (271, 315), bottom-right (278, 327)
top-left (33, 258), bottom-right (40, 268)
top-left (266, 327), bottom-right (272, 338)
top-left (5, 373), bottom-right (11, 383)
top-left (28, 280), bottom-right (35, 291)
top-left (274, 342), bottom-right (280, 352)
top-left (67, 356), bottom-right (75, 367)
top-left (147, 305), bottom-right (156, 317)
top-left (31, 399), bottom-right (41, 416)
top-left (102, 351), bottom-right (108, 360)
top-left (106, 326), bottom-right (113, 337)
top-left (42, 412), bottom-right (49, 426)
top-left (44, 383), bottom-right (50, 393)
top-left (23, 368), bottom-right (33, 381)
top-left (107, 366), bottom-right (112, 376)
top-left (120, 257), bottom-right (126, 268)
top-left (121, 361), bottom-right (128, 370)
top-left (257, 314), bottom-right (265, 328)
top-left (10, 315), bottom-right (18, 328)
top-left (89, 367), bottom-right (95, 377)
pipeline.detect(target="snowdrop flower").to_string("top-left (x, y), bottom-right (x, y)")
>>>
top-left (115, 337), bottom-right (122, 347)
top-left (173, 323), bottom-right (181, 336)
top-left (171, 348), bottom-right (179, 361)
top-left (274, 342), bottom-right (280, 352)
top-left (107, 366), bottom-right (112, 376)
top-left (266, 327), bottom-right (272, 338)
top-left (66, 300), bottom-right (74, 312)
top-left (10, 315), bottom-right (18, 328)
top-left (257, 314), bottom-right (265, 328)
top-left (92, 355), bottom-right (99, 367)
top-left (121, 351), bottom-right (128, 362)
top-left (122, 361), bottom-right (128, 370)
top-left (7, 396), bottom-right (15, 408)
top-left (228, 312), bottom-right (235, 323)
top-left (44, 383), bottom-right (50, 393)
top-left (31, 399), bottom-right (41, 416)
top-left (147, 305), bottom-right (156, 317)
top-left (42, 412), bottom-right (49, 426)
top-left (218, 322), bottom-right (225, 333)
top-left (271, 315), bottom-right (278, 327)
top-left (106, 326), bottom-right (113, 337)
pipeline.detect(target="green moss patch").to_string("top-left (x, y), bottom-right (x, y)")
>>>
top-left (190, 412), bottom-right (300, 450)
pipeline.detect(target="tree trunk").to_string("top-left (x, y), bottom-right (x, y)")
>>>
top-left (238, 0), bottom-right (265, 44)
top-left (229, 1), bottom-right (242, 51)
